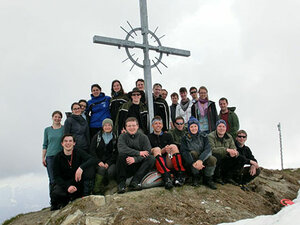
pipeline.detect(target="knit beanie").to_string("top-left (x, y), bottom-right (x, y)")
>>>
top-left (216, 119), bottom-right (227, 128)
top-left (187, 117), bottom-right (200, 134)
top-left (102, 118), bottom-right (113, 127)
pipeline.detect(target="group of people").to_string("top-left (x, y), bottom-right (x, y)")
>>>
top-left (42, 79), bottom-right (260, 210)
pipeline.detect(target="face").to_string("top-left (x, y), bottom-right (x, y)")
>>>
top-left (171, 95), bottom-right (178, 104)
top-left (161, 90), bottom-right (167, 100)
top-left (61, 136), bottom-right (76, 151)
top-left (180, 91), bottom-right (187, 101)
top-left (92, 87), bottom-right (101, 97)
top-left (174, 119), bottom-right (184, 131)
top-left (103, 123), bottom-right (113, 133)
top-left (72, 104), bottom-right (82, 116)
top-left (126, 121), bottom-right (139, 135)
top-left (113, 82), bottom-right (121, 93)
top-left (219, 100), bottom-right (228, 112)
top-left (153, 85), bottom-right (161, 98)
top-left (216, 123), bottom-right (226, 136)
top-left (189, 124), bottom-right (199, 135)
top-left (152, 120), bottom-right (163, 133)
top-left (79, 102), bottom-right (87, 113)
top-left (52, 113), bottom-right (62, 124)
top-left (136, 81), bottom-right (144, 91)
top-left (131, 92), bottom-right (141, 104)
top-left (236, 133), bottom-right (247, 145)
top-left (190, 89), bottom-right (198, 99)
top-left (199, 88), bottom-right (208, 100)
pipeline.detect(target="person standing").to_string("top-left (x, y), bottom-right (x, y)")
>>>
top-left (191, 86), bottom-right (219, 133)
top-left (218, 97), bottom-right (240, 139)
top-left (189, 86), bottom-right (198, 104)
top-left (87, 84), bottom-right (111, 139)
top-left (169, 92), bottom-right (180, 129)
top-left (64, 102), bottom-right (90, 152)
top-left (161, 89), bottom-right (168, 100)
top-left (42, 111), bottom-right (64, 198)
top-left (176, 87), bottom-right (193, 125)
top-left (135, 78), bottom-right (146, 104)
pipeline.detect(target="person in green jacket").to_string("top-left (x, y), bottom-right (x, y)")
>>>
top-left (208, 120), bottom-right (239, 185)
top-left (168, 116), bottom-right (187, 149)
top-left (218, 97), bottom-right (240, 139)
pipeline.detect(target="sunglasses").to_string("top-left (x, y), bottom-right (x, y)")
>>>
top-left (237, 135), bottom-right (247, 138)
top-left (190, 91), bottom-right (197, 94)
top-left (132, 93), bottom-right (141, 96)
top-left (175, 122), bottom-right (184, 125)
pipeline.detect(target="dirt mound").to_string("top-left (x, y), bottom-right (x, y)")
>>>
top-left (4, 168), bottom-right (300, 225)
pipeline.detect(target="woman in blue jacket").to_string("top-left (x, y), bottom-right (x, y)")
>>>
top-left (87, 84), bottom-right (111, 139)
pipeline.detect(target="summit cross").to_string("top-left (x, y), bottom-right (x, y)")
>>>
top-left (93, 0), bottom-right (190, 131)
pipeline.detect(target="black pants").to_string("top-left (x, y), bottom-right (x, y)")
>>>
top-left (51, 182), bottom-right (83, 207)
top-left (116, 154), bottom-right (155, 184)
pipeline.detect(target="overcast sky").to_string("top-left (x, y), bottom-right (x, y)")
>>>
top-left (0, 0), bottom-right (300, 220)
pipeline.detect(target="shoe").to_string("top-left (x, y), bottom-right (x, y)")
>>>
top-left (192, 175), bottom-right (200, 187)
top-left (174, 172), bottom-right (185, 187)
top-left (204, 176), bottom-right (217, 190)
top-left (214, 177), bottom-right (224, 185)
top-left (129, 182), bottom-right (142, 191)
top-left (240, 184), bottom-right (249, 191)
top-left (117, 181), bottom-right (126, 194)
top-left (162, 173), bottom-right (174, 190)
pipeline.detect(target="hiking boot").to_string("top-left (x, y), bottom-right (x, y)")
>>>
top-left (174, 172), bottom-right (185, 187)
top-left (240, 184), bottom-right (249, 191)
top-left (162, 173), bottom-right (174, 190)
top-left (117, 181), bottom-right (126, 194)
top-left (192, 175), bottom-right (202, 187)
top-left (129, 182), bottom-right (142, 191)
top-left (204, 176), bottom-right (217, 190)
top-left (214, 177), bottom-right (224, 185)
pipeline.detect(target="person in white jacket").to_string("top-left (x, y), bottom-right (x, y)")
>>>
top-left (176, 87), bottom-right (193, 125)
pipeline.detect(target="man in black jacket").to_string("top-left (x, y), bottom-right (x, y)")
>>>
top-left (116, 117), bottom-right (155, 193)
top-left (51, 134), bottom-right (96, 210)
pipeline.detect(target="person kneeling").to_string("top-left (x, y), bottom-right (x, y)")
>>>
top-left (180, 117), bottom-right (217, 189)
top-left (148, 116), bottom-right (186, 189)
top-left (116, 117), bottom-right (155, 193)
top-left (51, 134), bottom-right (96, 210)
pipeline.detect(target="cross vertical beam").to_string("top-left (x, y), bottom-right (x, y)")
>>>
top-left (139, 0), bottom-right (154, 132)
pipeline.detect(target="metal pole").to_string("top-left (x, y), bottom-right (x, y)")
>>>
top-left (140, 0), bottom-right (154, 133)
top-left (277, 122), bottom-right (283, 170)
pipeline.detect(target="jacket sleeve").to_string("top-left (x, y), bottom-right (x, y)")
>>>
top-left (64, 118), bottom-right (71, 134)
top-left (52, 155), bottom-right (72, 191)
top-left (42, 128), bottom-right (48, 150)
top-left (198, 135), bottom-right (212, 162)
top-left (107, 139), bottom-right (118, 166)
top-left (78, 150), bottom-right (97, 170)
top-left (180, 137), bottom-right (194, 166)
top-left (231, 112), bottom-right (240, 137)
top-left (89, 134), bottom-right (101, 164)
top-left (117, 134), bottom-right (141, 157)
top-left (208, 133), bottom-right (227, 158)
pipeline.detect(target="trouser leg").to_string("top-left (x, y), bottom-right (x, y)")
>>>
top-left (240, 167), bottom-right (261, 184)
top-left (132, 155), bottom-right (155, 184)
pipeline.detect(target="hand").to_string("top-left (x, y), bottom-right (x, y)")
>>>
top-left (227, 149), bottom-right (238, 157)
top-left (68, 185), bottom-right (77, 193)
top-left (98, 162), bottom-right (106, 168)
top-left (121, 128), bottom-right (126, 134)
top-left (164, 145), bottom-right (172, 154)
top-left (42, 158), bottom-right (47, 167)
top-left (250, 165), bottom-right (257, 176)
top-left (126, 156), bottom-right (135, 165)
top-left (104, 163), bottom-right (109, 169)
top-left (75, 167), bottom-right (83, 182)
top-left (193, 160), bottom-right (205, 170)
top-left (250, 160), bottom-right (259, 169)
top-left (139, 151), bottom-right (149, 158)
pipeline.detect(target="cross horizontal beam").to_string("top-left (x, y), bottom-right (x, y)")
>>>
top-left (93, 35), bottom-right (190, 57)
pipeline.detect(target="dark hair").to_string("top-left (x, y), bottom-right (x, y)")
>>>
top-left (219, 97), bottom-right (228, 104)
top-left (125, 117), bottom-right (139, 126)
top-left (91, 84), bottom-right (101, 92)
top-left (179, 87), bottom-right (187, 93)
top-left (78, 99), bottom-right (87, 105)
top-left (170, 92), bottom-right (179, 98)
top-left (111, 79), bottom-right (125, 96)
top-left (71, 102), bottom-right (80, 110)
top-left (135, 79), bottom-right (144, 86)
top-left (198, 86), bottom-right (208, 93)
top-left (153, 83), bottom-right (162, 89)
top-left (237, 130), bottom-right (247, 137)
top-left (52, 110), bottom-right (63, 118)
top-left (175, 116), bottom-right (184, 122)
top-left (189, 86), bottom-right (197, 93)
top-left (61, 134), bottom-right (76, 143)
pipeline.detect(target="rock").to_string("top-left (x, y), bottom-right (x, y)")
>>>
top-left (61, 209), bottom-right (83, 225)
top-left (85, 216), bottom-right (107, 225)
top-left (90, 195), bottom-right (106, 207)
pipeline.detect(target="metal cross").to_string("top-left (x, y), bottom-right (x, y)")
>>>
top-left (93, 0), bottom-right (190, 131)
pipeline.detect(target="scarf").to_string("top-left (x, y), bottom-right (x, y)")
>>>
top-left (102, 132), bottom-right (113, 145)
top-left (197, 99), bottom-right (208, 117)
top-left (180, 98), bottom-right (190, 112)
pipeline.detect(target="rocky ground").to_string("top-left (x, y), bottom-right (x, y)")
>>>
top-left (3, 168), bottom-right (300, 225)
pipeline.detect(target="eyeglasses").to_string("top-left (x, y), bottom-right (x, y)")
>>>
top-left (190, 91), bottom-right (197, 94)
top-left (132, 93), bottom-right (141, 96)
top-left (72, 107), bottom-right (81, 110)
top-left (175, 122), bottom-right (184, 125)
top-left (237, 135), bottom-right (247, 138)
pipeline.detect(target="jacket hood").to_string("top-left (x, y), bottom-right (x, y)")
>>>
top-left (187, 117), bottom-right (200, 134)
top-left (228, 107), bottom-right (236, 112)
